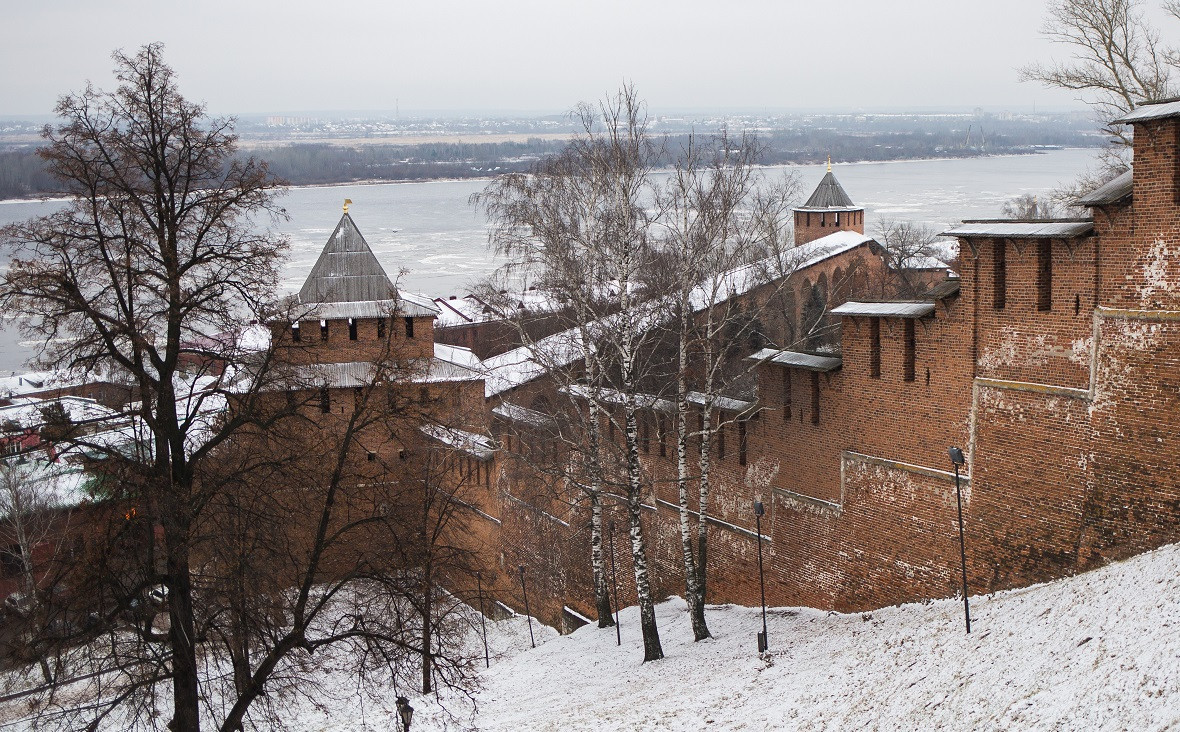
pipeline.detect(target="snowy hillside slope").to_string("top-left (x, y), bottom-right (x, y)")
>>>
top-left (6, 543), bottom-right (1175, 730)
top-left (470, 543), bottom-right (1180, 731)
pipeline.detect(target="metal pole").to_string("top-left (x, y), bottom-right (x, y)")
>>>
top-left (476, 571), bottom-right (489, 668)
top-left (608, 520), bottom-right (621, 646)
top-left (754, 501), bottom-right (768, 652)
top-left (519, 565), bottom-right (535, 648)
top-left (953, 463), bottom-right (971, 634)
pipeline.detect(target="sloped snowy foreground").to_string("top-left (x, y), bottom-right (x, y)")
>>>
top-left (468, 543), bottom-right (1180, 732)
top-left (6, 544), bottom-right (1177, 730)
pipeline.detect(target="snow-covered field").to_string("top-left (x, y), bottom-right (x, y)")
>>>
top-left (5, 543), bottom-right (1178, 730)
top-left (427, 543), bottom-right (1179, 732)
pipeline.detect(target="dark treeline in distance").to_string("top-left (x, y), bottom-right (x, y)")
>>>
top-left (0, 114), bottom-right (1100, 199)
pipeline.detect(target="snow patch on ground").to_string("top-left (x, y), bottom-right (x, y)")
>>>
top-left (472, 544), bottom-right (1180, 731)
top-left (4, 544), bottom-right (1179, 730)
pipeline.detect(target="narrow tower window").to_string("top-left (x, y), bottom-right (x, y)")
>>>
top-left (1037, 240), bottom-right (1053, 312)
top-left (738, 419), bottom-right (748, 466)
top-left (376, 318), bottom-right (386, 339)
top-left (291, 323), bottom-right (301, 342)
top-left (810, 371), bottom-right (820, 425)
top-left (869, 317), bottom-right (881, 379)
top-left (782, 369), bottom-right (792, 420)
top-left (348, 318), bottom-right (358, 340)
top-left (319, 387), bottom-right (330, 414)
top-left (404, 317), bottom-right (415, 339)
top-left (904, 319), bottom-right (916, 383)
top-left (993, 240), bottom-right (1006, 310)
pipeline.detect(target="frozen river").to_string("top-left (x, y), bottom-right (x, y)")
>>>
top-left (0, 147), bottom-right (1100, 373)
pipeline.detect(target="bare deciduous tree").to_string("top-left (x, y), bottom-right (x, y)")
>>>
top-left (655, 131), bottom-right (797, 642)
top-left (476, 85), bottom-right (667, 662)
top-left (1020, 0), bottom-right (1179, 181)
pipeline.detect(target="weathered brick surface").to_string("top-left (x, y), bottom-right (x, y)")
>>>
top-left (262, 119), bottom-right (1180, 632)
top-left (793, 208), bottom-right (865, 247)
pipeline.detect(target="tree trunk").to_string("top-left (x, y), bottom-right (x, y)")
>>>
top-left (676, 309), bottom-right (710, 641)
top-left (590, 492), bottom-right (613, 626)
top-left (694, 403), bottom-right (713, 640)
top-left (624, 406), bottom-right (662, 662)
top-left (582, 350), bottom-right (613, 628)
top-left (166, 520), bottom-right (201, 732)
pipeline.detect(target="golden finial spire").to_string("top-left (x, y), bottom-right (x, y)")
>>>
top-left (827, 155), bottom-right (832, 172)
top-left (343, 198), bottom-right (352, 213)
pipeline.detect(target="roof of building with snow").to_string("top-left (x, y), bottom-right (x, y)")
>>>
top-left (1113, 98), bottom-right (1180, 123)
top-left (747, 348), bottom-right (843, 372)
top-left (482, 328), bottom-right (586, 398)
top-left (293, 358), bottom-right (481, 389)
top-left (797, 170), bottom-right (858, 210)
top-left (433, 290), bottom-right (563, 328)
top-left (830, 301), bottom-right (937, 318)
top-left (492, 402), bottom-right (559, 429)
top-left (0, 396), bottom-right (122, 430)
top-left (1078, 170), bottom-right (1133, 207)
top-left (419, 424), bottom-right (496, 460)
top-left (941, 220), bottom-right (1094, 239)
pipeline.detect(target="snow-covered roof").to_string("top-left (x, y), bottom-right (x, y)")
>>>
top-left (482, 328), bottom-right (586, 398)
top-left (294, 358), bottom-right (481, 389)
top-left (563, 384), bottom-right (676, 413)
top-left (941, 220), bottom-right (1094, 239)
top-left (0, 460), bottom-right (95, 518)
top-left (0, 396), bottom-right (121, 430)
top-left (687, 230), bottom-right (875, 313)
top-left (492, 402), bottom-right (558, 429)
top-left (434, 342), bottom-right (483, 371)
top-left (747, 348), bottom-right (843, 372)
top-left (419, 424), bottom-right (495, 460)
top-left (433, 290), bottom-right (562, 328)
top-left (686, 391), bottom-right (755, 414)
top-left (830, 301), bottom-right (937, 318)
top-left (1078, 170), bottom-right (1133, 207)
top-left (1113, 99), bottom-right (1180, 123)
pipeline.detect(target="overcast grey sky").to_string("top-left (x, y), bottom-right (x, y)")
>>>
top-left (0, 0), bottom-right (1151, 116)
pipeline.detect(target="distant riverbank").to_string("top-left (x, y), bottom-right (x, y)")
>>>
top-left (0, 147), bottom-right (1098, 374)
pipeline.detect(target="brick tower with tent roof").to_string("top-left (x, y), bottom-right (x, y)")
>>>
top-left (793, 159), bottom-right (866, 246)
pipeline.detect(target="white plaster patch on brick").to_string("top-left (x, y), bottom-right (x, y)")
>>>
top-left (1139, 237), bottom-right (1177, 306)
top-left (1070, 335), bottom-right (1093, 365)
top-left (980, 326), bottom-right (1080, 373)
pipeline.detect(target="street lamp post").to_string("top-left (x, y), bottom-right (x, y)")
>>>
top-left (395, 696), bottom-right (414, 732)
top-left (519, 564), bottom-right (536, 648)
top-left (475, 571), bottom-right (489, 668)
top-left (948, 446), bottom-right (970, 634)
top-left (608, 520), bottom-right (621, 646)
top-left (754, 500), bottom-right (768, 653)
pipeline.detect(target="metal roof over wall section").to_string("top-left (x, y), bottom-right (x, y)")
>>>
top-left (747, 348), bottom-right (843, 372)
top-left (1078, 171), bottom-right (1133, 207)
top-left (941, 220), bottom-right (1094, 239)
top-left (830, 301), bottom-right (937, 318)
top-left (1113, 98), bottom-right (1180, 123)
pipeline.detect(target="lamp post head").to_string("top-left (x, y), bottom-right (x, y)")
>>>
top-left (753, 501), bottom-right (765, 517)
top-left (948, 447), bottom-right (965, 466)
top-left (395, 696), bottom-right (413, 729)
